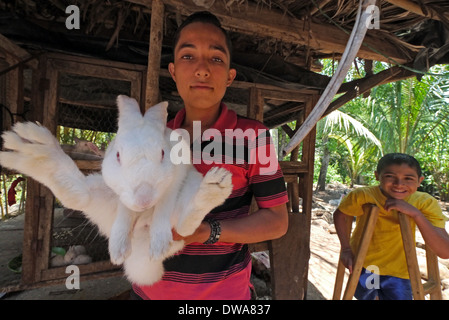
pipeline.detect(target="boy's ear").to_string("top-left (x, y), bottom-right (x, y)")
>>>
top-left (374, 171), bottom-right (380, 181)
top-left (168, 62), bottom-right (176, 82)
top-left (418, 176), bottom-right (424, 184)
top-left (226, 68), bottom-right (236, 87)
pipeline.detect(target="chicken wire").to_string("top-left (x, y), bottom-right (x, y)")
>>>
top-left (49, 72), bottom-right (132, 269)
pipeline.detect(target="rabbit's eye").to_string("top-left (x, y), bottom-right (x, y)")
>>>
top-left (116, 151), bottom-right (121, 164)
top-left (161, 149), bottom-right (165, 161)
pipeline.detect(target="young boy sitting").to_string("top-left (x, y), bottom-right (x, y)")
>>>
top-left (334, 153), bottom-right (449, 300)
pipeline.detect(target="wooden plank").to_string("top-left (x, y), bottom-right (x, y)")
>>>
top-left (35, 188), bottom-right (55, 281)
top-left (128, 0), bottom-right (414, 64)
top-left (342, 204), bottom-right (379, 300)
top-left (259, 89), bottom-right (310, 103)
top-left (269, 212), bottom-right (308, 299)
top-left (145, 0), bottom-right (164, 110)
top-left (425, 245), bottom-right (442, 299)
top-left (1, 269), bottom-right (122, 294)
top-left (398, 212), bottom-right (425, 300)
top-left (40, 261), bottom-right (119, 281)
top-left (248, 241), bottom-right (269, 253)
top-left (333, 215), bottom-right (354, 300)
top-left (48, 56), bottom-right (144, 110)
top-left (46, 52), bottom-right (147, 72)
top-left (279, 161), bottom-right (308, 174)
top-left (0, 33), bottom-right (38, 69)
top-left (323, 66), bottom-right (406, 117)
top-left (21, 55), bottom-right (47, 285)
top-left (247, 87), bottom-right (264, 122)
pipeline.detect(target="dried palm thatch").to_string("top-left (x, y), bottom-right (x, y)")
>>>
top-left (2, 0), bottom-right (448, 70)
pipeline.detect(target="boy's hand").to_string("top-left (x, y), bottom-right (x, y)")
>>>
top-left (384, 198), bottom-right (423, 219)
top-left (340, 248), bottom-right (354, 274)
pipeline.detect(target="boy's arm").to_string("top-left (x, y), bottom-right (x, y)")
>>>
top-left (333, 209), bottom-right (354, 273)
top-left (172, 203), bottom-right (288, 244)
top-left (385, 198), bottom-right (449, 259)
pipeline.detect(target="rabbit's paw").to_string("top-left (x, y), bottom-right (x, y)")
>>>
top-left (0, 122), bottom-right (71, 179)
top-left (198, 167), bottom-right (233, 208)
top-left (108, 235), bottom-right (131, 265)
top-left (176, 167), bottom-right (232, 237)
top-left (149, 230), bottom-right (172, 260)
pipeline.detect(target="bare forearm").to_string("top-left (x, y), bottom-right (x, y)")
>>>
top-left (333, 209), bottom-right (352, 250)
top-left (413, 214), bottom-right (449, 259)
top-left (219, 206), bottom-right (288, 243)
top-left (175, 204), bottom-right (288, 245)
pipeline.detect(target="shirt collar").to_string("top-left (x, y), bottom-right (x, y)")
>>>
top-left (168, 103), bottom-right (237, 133)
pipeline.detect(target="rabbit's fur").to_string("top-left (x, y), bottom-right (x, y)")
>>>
top-left (0, 95), bottom-right (233, 285)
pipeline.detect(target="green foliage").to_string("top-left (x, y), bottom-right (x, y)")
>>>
top-left (314, 60), bottom-right (449, 197)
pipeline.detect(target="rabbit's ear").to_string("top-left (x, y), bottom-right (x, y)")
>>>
top-left (117, 95), bottom-right (143, 128)
top-left (144, 101), bottom-right (168, 124)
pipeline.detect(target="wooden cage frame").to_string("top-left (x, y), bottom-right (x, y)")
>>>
top-left (1, 52), bottom-right (319, 299)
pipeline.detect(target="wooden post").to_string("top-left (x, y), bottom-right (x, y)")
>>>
top-left (342, 205), bottom-right (379, 300)
top-left (398, 212), bottom-right (425, 300)
top-left (248, 87), bottom-right (264, 122)
top-left (145, 0), bottom-right (164, 110)
top-left (425, 245), bottom-right (443, 299)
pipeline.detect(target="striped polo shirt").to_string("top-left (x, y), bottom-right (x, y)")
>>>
top-left (133, 103), bottom-right (288, 299)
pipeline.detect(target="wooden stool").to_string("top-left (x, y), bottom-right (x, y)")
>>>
top-left (333, 204), bottom-right (442, 300)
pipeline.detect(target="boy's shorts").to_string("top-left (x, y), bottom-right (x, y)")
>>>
top-left (354, 268), bottom-right (413, 300)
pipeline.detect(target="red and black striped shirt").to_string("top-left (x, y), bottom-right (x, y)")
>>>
top-left (133, 104), bottom-right (288, 299)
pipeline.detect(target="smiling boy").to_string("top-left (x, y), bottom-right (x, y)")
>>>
top-left (333, 153), bottom-right (449, 300)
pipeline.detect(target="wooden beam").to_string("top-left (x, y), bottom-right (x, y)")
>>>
top-left (127, 0), bottom-right (415, 64)
top-left (323, 65), bottom-right (412, 117)
top-left (145, 0), bottom-right (164, 110)
top-left (247, 87), bottom-right (264, 122)
top-left (0, 33), bottom-right (38, 70)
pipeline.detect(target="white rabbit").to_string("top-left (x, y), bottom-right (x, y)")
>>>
top-left (0, 95), bottom-right (233, 285)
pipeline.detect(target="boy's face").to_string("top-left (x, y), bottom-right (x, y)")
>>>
top-left (375, 163), bottom-right (424, 200)
top-left (168, 22), bottom-right (236, 111)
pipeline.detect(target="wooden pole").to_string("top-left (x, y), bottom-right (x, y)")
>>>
top-left (145, 0), bottom-right (164, 110)
top-left (398, 212), bottom-right (425, 300)
top-left (342, 204), bottom-right (379, 300)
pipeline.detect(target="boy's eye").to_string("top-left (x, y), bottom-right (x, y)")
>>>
top-left (212, 57), bottom-right (223, 63)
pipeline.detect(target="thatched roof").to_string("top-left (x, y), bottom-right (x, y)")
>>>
top-left (1, 0), bottom-right (449, 128)
top-left (3, 0), bottom-right (448, 66)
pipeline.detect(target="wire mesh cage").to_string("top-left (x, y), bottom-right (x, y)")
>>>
top-left (47, 69), bottom-right (134, 271)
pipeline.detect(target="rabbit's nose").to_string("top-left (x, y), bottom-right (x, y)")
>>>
top-left (134, 183), bottom-right (155, 210)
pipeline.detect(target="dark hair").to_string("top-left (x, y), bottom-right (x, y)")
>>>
top-left (376, 153), bottom-right (422, 177)
top-left (172, 11), bottom-right (233, 61)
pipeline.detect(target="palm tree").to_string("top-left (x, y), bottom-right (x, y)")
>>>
top-left (368, 76), bottom-right (449, 154)
top-left (316, 109), bottom-right (383, 190)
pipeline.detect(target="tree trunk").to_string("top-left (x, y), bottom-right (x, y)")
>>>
top-left (316, 135), bottom-right (330, 191)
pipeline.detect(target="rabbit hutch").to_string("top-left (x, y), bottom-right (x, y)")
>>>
top-left (0, 0), bottom-right (448, 299)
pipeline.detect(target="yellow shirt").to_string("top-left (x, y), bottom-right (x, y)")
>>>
top-left (338, 186), bottom-right (447, 279)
